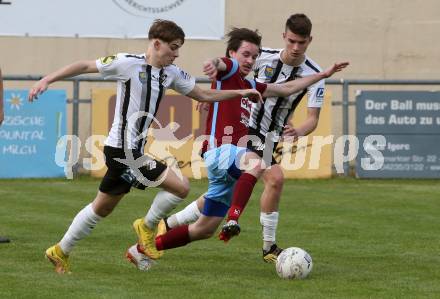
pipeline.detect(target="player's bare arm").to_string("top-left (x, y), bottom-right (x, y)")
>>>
top-left (28, 60), bottom-right (98, 102)
top-left (186, 85), bottom-right (262, 103)
top-left (263, 61), bottom-right (349, 98)
top-left (203, 57), bottom-right (227, 81)
top-left (283, 107), bottom-right (320, 140)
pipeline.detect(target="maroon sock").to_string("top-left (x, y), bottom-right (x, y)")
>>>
top-left (227, 173), bottom-right (258, 221)
top-left (155, 225), bottom-right (190, 251)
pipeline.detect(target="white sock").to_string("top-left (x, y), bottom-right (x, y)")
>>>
top-left (260, 211), bottom-right (279, 251)
top-left (167, 200), bottom-right (201, 229)
top-left (59, 203), bottom-right (102, 255)
top-left (145, 191), bottom-right (184, 229)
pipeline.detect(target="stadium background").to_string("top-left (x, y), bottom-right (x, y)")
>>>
top-left (2, 0), bottom-right (440, 178)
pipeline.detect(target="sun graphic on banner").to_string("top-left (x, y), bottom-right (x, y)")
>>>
top-left (8, 93), bottom-right (23, 110)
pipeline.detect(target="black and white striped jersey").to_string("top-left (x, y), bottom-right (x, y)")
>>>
top-left (249, 48), bottom-right (324, 141)
top-left (96, 53), bottom-right (195, 151)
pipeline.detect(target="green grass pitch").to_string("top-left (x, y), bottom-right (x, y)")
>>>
top-left (0, 177), bottom-right (439, 298)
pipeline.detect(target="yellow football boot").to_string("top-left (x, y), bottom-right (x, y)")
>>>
top-left (45, 244), bottom-right (71, 274)
top-left (132, 218), bottom-right (163, 259)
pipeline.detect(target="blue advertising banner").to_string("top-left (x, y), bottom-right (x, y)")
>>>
top-left (0, 90), bottom-right (66, 178)
top-left (356, 91), bottom-right (440, 178)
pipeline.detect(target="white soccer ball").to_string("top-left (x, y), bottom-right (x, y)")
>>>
top-left (275, 247), bottom-right (313, 280)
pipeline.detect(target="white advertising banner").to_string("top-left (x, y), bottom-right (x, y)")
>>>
top-left (0, 0), bottom-right (225, 39)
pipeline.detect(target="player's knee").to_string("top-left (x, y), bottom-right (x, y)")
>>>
top-left (199, 227), bottom-right (216, 239)
top-left (175, 176), bottom-right (190, 199)
top-left (246, 161), bottom-right (264, 178)
top-left (93, 193), bottom-right (123, 217)
top-left (264, 170), bottom-right (284, 191)
top-left (255, 159), bottom-right (265, 172)
top-left (189, 224), bottom-right (215, 240)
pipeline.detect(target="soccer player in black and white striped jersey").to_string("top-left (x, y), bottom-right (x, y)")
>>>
top-left (28, 19), bottom-right (262, 274)
top-left (221, 14), bottom-right (337, 262)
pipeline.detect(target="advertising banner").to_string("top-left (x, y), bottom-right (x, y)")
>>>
top-left (356, 91), bottom-right (440, 178)
top-left (0, 0), bottom-right (225, 39)
top-left (0, 90), bottom-right (66, 178)
top-left (90, 89), bottom-right (333, 179)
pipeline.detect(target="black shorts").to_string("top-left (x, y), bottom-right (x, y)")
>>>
top-left (246, 128), bottom-right (278, 166)
top-left (99, 146), bottom-right (167, 195)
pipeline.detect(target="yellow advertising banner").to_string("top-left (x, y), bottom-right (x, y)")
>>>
top-left (90, 89), bottom-right (332, 178)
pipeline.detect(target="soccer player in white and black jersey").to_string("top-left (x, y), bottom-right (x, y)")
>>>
top-left (221, 14), bottom-right (336, 262)
top-left (28, 19), bottom-right (262, 274)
